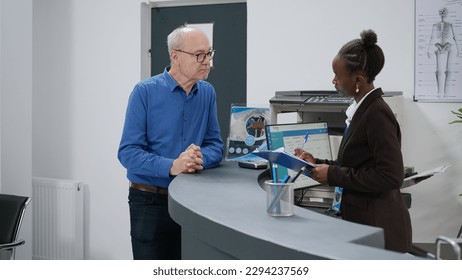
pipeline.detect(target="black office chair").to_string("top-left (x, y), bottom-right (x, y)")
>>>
top-left (0, 194), bottom-right (31, 260)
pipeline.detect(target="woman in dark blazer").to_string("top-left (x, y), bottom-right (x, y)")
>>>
top-left (295, 30), bottom-right (412, 253)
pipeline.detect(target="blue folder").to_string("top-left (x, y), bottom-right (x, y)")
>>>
top-left (252, 149), bottom-right (314, 177)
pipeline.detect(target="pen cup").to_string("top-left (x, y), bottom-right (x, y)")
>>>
top-left (264, 180), bottom-right (294, 217)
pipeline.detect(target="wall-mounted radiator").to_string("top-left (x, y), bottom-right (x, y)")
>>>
top-left (32, 177), bottom-right (85, 260)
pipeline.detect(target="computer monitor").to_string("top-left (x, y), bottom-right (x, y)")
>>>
top-left (265, 122), bottom-right (332, 189)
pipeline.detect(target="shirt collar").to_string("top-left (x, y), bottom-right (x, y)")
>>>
top-left (163, 67), bottom-right (198, 95)
top-left (345, 87), bottom-right (379, 127)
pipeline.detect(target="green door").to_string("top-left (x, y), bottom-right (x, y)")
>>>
top-left (151, 3), bottom-right (247, 155)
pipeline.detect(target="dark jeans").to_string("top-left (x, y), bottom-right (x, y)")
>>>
top-left (128, 187), bottom-right (181, 260)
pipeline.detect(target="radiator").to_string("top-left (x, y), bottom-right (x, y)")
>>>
top-left (32, 177), bottom-right (85, 260)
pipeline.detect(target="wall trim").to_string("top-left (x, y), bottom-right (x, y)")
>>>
top-left (146, 0), bottom-right (246, 8)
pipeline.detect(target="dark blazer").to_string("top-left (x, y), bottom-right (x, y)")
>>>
top-left (320, 88), bottom-right (412, 253)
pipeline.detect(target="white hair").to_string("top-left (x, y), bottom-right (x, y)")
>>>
top-left (167, 25), bottom-right (197, 53)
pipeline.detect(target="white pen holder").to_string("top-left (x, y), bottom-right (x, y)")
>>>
top-left (264, 180), bottom-right (294, 217)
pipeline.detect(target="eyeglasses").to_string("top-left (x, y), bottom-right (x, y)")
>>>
top-left (174, 49), bottom-right (215, 63)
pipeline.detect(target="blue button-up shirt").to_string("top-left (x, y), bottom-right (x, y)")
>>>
top-left (118, 68), bottom-right (223, 188)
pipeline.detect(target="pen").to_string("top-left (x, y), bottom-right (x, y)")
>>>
top-left (275, 175), bottom-right (290, 213)
top-left (281, 174), bottom-right (290, 183)
top-left (268, 175), bottom-right (292, 214)
top-left (271, 163), bottom-right (278, 183)
top-left (301, 131), bottom-right (309, 150)
top-left (291, 166), bottom-right (306, 183)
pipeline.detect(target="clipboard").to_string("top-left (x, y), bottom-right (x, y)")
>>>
top-left (252, 148), bottom-right (315, 177)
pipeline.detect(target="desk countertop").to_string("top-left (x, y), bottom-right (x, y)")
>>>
top-left (168, 161), bottom-right (416, 259)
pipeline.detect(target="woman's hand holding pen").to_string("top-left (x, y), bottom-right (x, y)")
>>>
top-left (294, 148), bottom-right (329, 184)
top-left (294, 148), bottom-right (315, 164)
top-left (170, 144), bottom-right (203, 176)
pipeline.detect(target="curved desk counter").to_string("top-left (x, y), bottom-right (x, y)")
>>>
top-left (169, 161), bottom-right (416, 260)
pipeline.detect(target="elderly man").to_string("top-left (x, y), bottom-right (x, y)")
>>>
top-left (118, 25), bottom-right (223, 260)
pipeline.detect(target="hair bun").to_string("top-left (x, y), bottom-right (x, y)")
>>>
top-left (360, 29), bottom-right (377, 48)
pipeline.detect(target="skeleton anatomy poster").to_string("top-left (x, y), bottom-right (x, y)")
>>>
top-left (414, 0), bottom-right (462, 102)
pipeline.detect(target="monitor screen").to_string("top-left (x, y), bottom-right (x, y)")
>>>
top-left (265, 122), bottom-right (332, 189)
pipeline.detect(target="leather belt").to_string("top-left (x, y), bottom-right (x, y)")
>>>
top-left (130, 182), bottom-right (168, 194)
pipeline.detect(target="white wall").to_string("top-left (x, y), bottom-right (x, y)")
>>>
top-left (0, 0), bottom-right (33, 259)
top-left (247, 0), bottom-right (462, 243)
top-left (0, 0), bottom-right (458, 260)
top-left (33, 0), bottom-right (141, 259)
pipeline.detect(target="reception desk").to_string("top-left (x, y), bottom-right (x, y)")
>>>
top-left (168, 161), bottom-right (417, 260)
